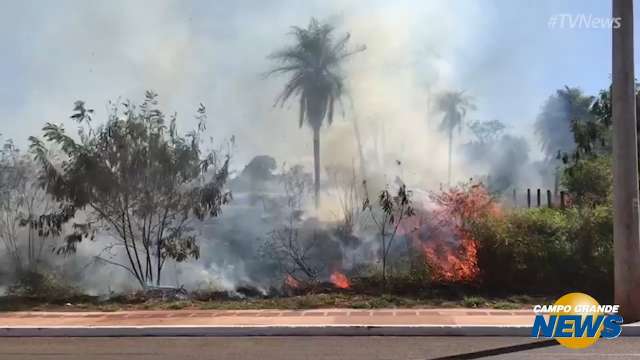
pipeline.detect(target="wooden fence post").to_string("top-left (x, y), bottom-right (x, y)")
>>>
top-left (527, 188), bottom-right (531, 208)
top-left (547, 190), bottom-right (552, 208)
top-left (560, 191), bottom-right (566, 209)
top-left (537, 189), bottom-right (541, 207)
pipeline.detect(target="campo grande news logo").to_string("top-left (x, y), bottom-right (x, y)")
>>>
top-left (531, 292), bottom-right (623, 349)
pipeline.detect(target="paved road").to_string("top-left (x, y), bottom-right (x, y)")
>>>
top-left (0, 337), bottom-right (637, 360)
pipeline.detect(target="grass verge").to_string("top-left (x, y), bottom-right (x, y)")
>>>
top-left (0, 291), bottom-right (550, 312)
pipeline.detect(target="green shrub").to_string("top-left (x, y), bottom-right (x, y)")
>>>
top-left (7, 270), bottom-right (81, 300)
top-left (462, 296), bottom-right (487, 308)
top-left (469, 206), bottom-right (612, 299)
top-left (562, 156), bottom-right (612, 206)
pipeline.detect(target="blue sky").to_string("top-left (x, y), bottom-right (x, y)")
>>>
top-left (0, 0), bottom-right (636, 168)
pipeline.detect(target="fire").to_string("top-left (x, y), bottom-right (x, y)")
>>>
top-left (423, 183), bottom-right (497, 282)
top-left (399, 182), bottom-right (497, 283)
top-left (285, 275), bottom-right (301, 289)
top-left (422, 234), bottom-right (479, 282)
top-left (330, 271), bottom-right (350, 289)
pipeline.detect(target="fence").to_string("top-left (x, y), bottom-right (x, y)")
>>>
top-left (506, 188), bottom-right (569, 209)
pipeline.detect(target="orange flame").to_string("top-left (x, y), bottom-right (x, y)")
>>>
top-left (422, 234), bottom-right (479, 282)
top-left (285, 275), bottom-right (301, 289)
top-left (423, 183), bottom-right (497, 282)
top-left (398, 183), bottom-right (497, 283)
top-left (330, 271), bottom-right (351, 289)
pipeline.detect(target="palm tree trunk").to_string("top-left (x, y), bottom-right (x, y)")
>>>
top-left (313, 127), bottom-right (321, 209)
top-left (447, 128), bottom-right (453, 186)
top-left (352, 115), bottom-right (368, 191)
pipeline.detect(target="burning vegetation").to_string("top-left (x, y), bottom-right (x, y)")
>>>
top-left (421, 234), bottom-right (479, 283)
top-left (274, 181), bottom-right (497, 294)
top-left (0, 11), bottom-right (617, 309)
top-left (424, 183), bottom-right (498, 283)
top-left (329, 271), bottom-right (351, 289)
top-left (396, 183), bottom-right (496, 284)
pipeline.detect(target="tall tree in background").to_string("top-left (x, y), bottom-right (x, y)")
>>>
top-left (436, 91), bottom-right (475, 185)
top-left (535, 86), bottom-right (595, 195)
top-left (535, 86), bottom-right (595, 159)
top-left (268, 18), bottom-right (365, 208)
top-left (467, 119), bottom-right (505, 145)
top-left (29, 92), bottom-right (232, 288)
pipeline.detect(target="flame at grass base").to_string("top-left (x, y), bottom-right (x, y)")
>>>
top-left (422, 235), bottom-right (479, 282)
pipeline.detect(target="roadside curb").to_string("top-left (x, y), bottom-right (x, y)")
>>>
top-left (1, 324), bottom-right (639, 337)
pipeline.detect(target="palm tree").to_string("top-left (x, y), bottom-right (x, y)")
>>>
top-left (436, 91), bottom-right (475, 185)
top-left (268, 18), bottom-right (365, 208)
top-left (535, 86), bottom-right (595, 159)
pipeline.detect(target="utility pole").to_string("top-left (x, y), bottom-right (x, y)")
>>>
top-left (612, 0), bottom-right (640, 322)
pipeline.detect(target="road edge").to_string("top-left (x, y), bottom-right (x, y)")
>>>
top-left (0, 324), bottom-right (638, 337)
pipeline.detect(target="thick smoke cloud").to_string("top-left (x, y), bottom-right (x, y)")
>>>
top-left (0, 0), bottom-right (610, 292)
top-left (0, 0), bottom-right (549, 176)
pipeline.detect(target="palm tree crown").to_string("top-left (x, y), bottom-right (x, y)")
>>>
top-left (436, 90), bottom-right (475, 185)
top-left (268, 18), bottom-right (365, 129)
top-left (437, 91), bottom-right (475, 135)
top-left (535, 86), bottom-right (594, 159)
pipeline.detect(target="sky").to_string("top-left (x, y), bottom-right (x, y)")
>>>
top-left (0, 0), bottom-right (636, 184)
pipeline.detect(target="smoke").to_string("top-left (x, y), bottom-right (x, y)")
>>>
top-left (0, 0), bottom-right (549, 181)
top-left (0, 0), bottom-right (587, 293)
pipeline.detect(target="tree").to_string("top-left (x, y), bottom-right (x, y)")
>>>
top-left (562, 156), bottom-right (612, 206)
top-left (535, 86), bottom-right (595, 159)
top-left (264, 165), bottom-right (320, 284)
top-left (436, 91), bottom-right (475, 185)
top-left (268, 18), bottom-right (365, 208)
top-left (0, 139), bottom-right (76, 297)
top-left (467, 119), bottom-right (505, 144)
top-left (568, 85), bottom-right (640, 162)
top-left (559, 88), bottom-right (614, 206)
top-left (0, 139), bottom-right (26, 269)
top-left (29, 92), bottom-right (231, 288)
top-left (234, 155), bottom-right (277, 204)
top-left (0, 140), bottom-right (65, 275)
top-left (240, 155), bottom-right (277, 182)
top-left (363, 183), bottom-right (415, 291)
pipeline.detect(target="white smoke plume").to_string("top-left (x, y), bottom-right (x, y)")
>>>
top-left (0, 0), bottom-right (601, 292)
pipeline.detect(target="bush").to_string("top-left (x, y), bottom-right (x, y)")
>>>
top-left (462, 295), bottom-right (487, 308)
top-left (7, 270), bottom-right (81, 299)
top-left (562, 156), bottom-right (612, 206)
top-left (469, 206), bottom-right (612, 300)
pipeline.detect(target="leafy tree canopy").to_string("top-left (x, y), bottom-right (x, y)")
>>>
top-left (467, 119), bottom-right (505, 144)
top-left (28, 91), bottom-right (232, 287)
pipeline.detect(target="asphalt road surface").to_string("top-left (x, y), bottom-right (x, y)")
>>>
top-left (0, 337), bottom-right (638, 359)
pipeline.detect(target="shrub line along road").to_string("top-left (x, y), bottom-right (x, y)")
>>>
top-left (1, 308), bottom-right (639, 337)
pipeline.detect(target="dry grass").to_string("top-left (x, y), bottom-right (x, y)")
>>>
top-left (0, 291), bottom-right (549, 312)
